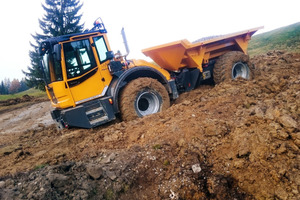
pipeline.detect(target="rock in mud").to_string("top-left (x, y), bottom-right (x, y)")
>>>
top-left (46, 173), bottom-right (69, 188)
top-left (192, 163), bottom-right (202, 173)
top-left (86, 164), bottom-right (103, 180)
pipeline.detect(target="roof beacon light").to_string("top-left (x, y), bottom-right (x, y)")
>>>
top-left (91, 17), bottom-right (107, 33)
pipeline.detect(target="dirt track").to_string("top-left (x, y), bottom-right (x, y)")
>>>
top-left (0, 101), bottom-right (53, 134)
top-left (0, 51), bottom-right (299, 200)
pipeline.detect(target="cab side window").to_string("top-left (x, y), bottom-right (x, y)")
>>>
top-left (93, 36), bottom-right (109, 63)
top-left (42, 52), bottom-right (63, 83)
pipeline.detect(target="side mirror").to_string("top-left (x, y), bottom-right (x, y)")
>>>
top-left (53, 44), bottom-right (61, 61)
top-left (39, 60), bottom-right (49, 86)
top-left (38, 41), bottom-right (49, 56)
top-left (38, 47), bottom-right (44, 56)
top-left (106, 51), bottom-right (114, 60)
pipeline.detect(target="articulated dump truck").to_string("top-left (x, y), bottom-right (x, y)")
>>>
top-left (39, 18), bottom-right (262, 128)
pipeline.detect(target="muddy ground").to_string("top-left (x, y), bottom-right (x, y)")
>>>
top-left (0, 51), bottom-right (299, 200)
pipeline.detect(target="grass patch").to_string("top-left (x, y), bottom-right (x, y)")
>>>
top-left (248, 22), bottom-right (300, 56)
top-left (0, 88), bottom-right (46, 101)
top-left (34, 164), bottom-right (48, 170)
top-left (104, 189), bottom-right (116, 200)
top-left (0, 88), bottom-right (48, 114)
top-left (163, 160), bottom-right (170, 166)
top-left (152, 144), bottom-right (162, 150)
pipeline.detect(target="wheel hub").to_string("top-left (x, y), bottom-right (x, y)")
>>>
top-left (136, 91), bottom-right (160, 116)
top-left (232, 62), bottom-right (250, 79)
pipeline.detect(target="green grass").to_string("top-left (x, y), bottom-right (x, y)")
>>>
top-left (152, 144), bottom-right (162, 150)
top-left (248, 22), bottom-right (300, 56)
top-left (34, 164), bottom-right (48, 170)
top-left (0, 88), bottom-right (47, 101)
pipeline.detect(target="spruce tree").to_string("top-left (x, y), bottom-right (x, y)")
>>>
top-left (19, 79), bottom-right (29, 92)
top-left (23, 0), bottom-right (84, 90)
top-left (0, 81), bottom-right (5, 95)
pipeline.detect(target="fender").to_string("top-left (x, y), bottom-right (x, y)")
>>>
top-left (107, 66), bottom-right (173, 113)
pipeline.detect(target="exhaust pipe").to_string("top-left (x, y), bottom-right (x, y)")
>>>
top-left (121, 27), bottom-right (130, 58)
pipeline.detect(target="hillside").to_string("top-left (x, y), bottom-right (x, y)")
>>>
top-left (248, 22), bottom-right (300, 55)
top-left (0, 51), bottom-right (299, 199)
top-left (0, 23), bottom-right (299, 200)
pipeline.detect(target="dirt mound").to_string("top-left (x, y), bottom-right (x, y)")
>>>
top-left (0, 95), bottom-right (33, 107)
top-left (0, 51), bottom-right (299, 199)
top-left (0, 95), bottom-right (49, 115)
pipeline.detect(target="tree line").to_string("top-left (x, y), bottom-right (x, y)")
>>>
top-left (22, 0), bottom-right (84, 90)
top-left (0, 78), bottom-right (29, 95)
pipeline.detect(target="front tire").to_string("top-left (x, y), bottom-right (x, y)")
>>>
top-left (119, 78), bottom-right (170, 121)
top-left (213, 51), bottom-right (254, 84)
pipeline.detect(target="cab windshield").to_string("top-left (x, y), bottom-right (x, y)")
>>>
top-left (42, 52), bottom-right (63, 84)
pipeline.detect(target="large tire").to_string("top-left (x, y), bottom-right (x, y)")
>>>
top-left (119, 77), bottom-right (170, 121)
top-left (213, 51), bottom-right (254, 84)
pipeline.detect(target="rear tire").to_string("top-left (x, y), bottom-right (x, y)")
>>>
top-left (213, 51), bottom-right (254, 84)
top-left (119, 78), bottom-right (170, 121)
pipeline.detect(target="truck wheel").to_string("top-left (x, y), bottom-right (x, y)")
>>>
top-left (213, 51), bottom-right (254, 84)
top-left (119, 77), bottom-right (170, 121)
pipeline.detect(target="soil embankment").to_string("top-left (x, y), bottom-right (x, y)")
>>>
top-left (0, 51), bottom-right (299, 199)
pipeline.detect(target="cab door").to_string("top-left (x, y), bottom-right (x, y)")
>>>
top-left (63, 38), bottom-right (106, 105)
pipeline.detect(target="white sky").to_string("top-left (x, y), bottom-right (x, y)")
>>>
top-left (0, 0), bottom-right (299, 81)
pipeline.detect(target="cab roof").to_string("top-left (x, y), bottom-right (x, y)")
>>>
top-left (42, 28), bottom-right (106, 46)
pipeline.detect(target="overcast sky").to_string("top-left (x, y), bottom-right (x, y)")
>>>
top-left (0, 0), bottom-right (299, 81)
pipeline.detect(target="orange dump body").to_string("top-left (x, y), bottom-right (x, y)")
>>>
top-left (142, 27), bottom-right (262, 72)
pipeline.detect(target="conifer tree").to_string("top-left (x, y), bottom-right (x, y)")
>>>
top-left (23, 0), bottom-right (84, 90)
top-left (0, 79), bottom-right (10, 95)
top-left (0, 81), bottom-right (5, 95)
top-left (19, 79), bottom-right (29, 92)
